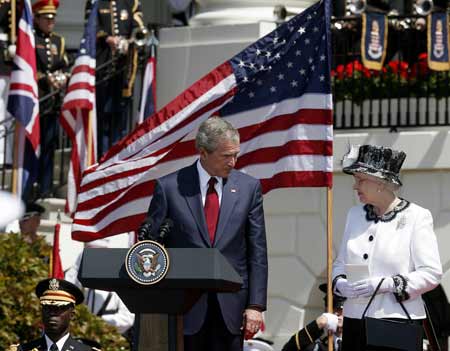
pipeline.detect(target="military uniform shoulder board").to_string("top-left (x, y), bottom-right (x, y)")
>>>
top-left (6, 344), bottom-right (19, 351)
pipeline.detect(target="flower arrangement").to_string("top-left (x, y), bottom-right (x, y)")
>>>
top-left (332, 53), bottom-right (450, 104)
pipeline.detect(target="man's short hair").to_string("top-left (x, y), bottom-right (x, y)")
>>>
top-left (195, 117), bottom-right (240, 153)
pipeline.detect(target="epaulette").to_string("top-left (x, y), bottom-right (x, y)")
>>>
top-left (6, 344), bottom-right (19, 351)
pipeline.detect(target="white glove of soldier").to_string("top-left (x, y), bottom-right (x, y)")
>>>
top-left (320, 313), bottom-right (339, 332)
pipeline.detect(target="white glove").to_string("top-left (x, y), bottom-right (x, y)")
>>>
top-left (322, 313), bottom-right (338, 333)
top-left (7, 45), bottom-right (16, 59)
top-left (352, 277), bottom-right (395, 298)
top-left (335, 278), bottom-right (358, 298)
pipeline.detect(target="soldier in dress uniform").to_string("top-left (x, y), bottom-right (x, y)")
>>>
top-left (7, 278), bottom-right (99, 351)
top-left (85, 0), bottom-right (145, 157)
top-left (65, 237), bottom-right (135, 345)
top-left (281, 284), bottom-right (344, 351)
top-left (0, 0), bottom-right (19, 167)
top-left (32, 0), bottom-right (69, 198)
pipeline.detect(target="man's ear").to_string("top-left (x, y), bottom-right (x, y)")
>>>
top-left (70, 308), bottom-right (76, 321)
top-left (199, 147), bottom-right (207, 161)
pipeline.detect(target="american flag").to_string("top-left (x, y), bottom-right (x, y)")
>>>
top-left (7, 0), bottom-right (40, 199)
top-left (72, 0), bottom-right (333, 241)
top-left (60, 0), bottom-right (98, 215)
top-left (137, 42), bottom-right (157, 124)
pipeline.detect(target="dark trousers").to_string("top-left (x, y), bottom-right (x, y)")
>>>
top-left (184, 294), bottom-right (243, 351)
top-left (342, 316), bottom-right (423, 351)
top-left (38, 112), bottom-right (58, 197)
top-left (96, 76), bottom-right (131, 158)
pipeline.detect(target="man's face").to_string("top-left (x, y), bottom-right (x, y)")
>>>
top-left (35, 15), bottom-right (56, 34)
top-left (42, 304), bottom-right (74, 339)
top-left (199, 138), bottom-right (240, 178)
top-left (19, 214), bottom-right (41, 236)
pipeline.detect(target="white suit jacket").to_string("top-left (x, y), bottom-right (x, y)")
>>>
top-left (333, 201), bottom-right (442, 319)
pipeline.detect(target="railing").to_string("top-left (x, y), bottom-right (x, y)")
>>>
top-left (332, 15), bottom-right (450, 130)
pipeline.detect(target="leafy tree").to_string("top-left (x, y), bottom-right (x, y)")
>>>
top-left (0, 233), bottom-right (129, 350)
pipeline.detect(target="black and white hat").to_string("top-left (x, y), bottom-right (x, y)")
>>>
top-left (342, 144), bottom-right (406, 186)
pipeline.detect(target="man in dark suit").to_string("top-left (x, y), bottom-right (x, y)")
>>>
top-left (144, 117), bottom-right (268, 351)
top-left (8, 278), bottom-right (97, 351)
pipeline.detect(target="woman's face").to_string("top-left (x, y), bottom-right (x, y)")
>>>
top-left (352, 173), bottom-right (383, 204)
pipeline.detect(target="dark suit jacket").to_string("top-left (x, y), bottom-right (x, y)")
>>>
top-left (146, 162), bottom-right (268, 335)
top-left (15, 335), bottom-right (93, 351)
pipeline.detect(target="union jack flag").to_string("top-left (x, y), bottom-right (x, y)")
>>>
top-left (137, 41), bottom-right (157, 124)
top-left (72, 0), bottom-right (333, 241)
top-left (7, 0), bottom-right (40, 199)
top-left (60, 0), bottom-right (98, 214)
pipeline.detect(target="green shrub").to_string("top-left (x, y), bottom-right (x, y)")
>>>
top-left (0, 234), bottom-right (129, 350)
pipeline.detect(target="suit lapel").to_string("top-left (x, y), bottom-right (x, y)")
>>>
top-left (214, 172), bottom-right (238, 246)
top-left (181, 164), bottom-right (211, 247)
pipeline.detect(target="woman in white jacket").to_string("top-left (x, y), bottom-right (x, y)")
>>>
top-left (332, 144), bottom-right (442, 351)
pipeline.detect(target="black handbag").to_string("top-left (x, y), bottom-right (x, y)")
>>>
top-left (362, 278), bottom-right (423, 351)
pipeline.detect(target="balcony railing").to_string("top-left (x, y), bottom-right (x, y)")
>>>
top-left (332, 15), bottom-right (450, 129)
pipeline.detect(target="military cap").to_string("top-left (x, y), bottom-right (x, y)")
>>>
top-left (21, 202), bottom-right (45, 220)
top-left (32, 0), bottom-right (59, 18)
top-left (319, 283), bottom-right (345, 309)
top-left (36, 278), bottom-right (84, 306)
top-left (244, 339), bottom-right (274, 351)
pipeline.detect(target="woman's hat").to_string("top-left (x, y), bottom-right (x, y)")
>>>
top-left (342, 144), bottom-right (406, 186)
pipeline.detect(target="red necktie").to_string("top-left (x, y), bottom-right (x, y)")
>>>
top-left (204, 177), bottom-right (219, 244)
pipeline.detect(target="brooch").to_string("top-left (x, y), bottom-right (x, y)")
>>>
top-left (396, 215), bottom-right (407, 230)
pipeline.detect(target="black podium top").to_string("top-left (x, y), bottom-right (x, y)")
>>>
top-left (78, 248), bottom-right (243, 313)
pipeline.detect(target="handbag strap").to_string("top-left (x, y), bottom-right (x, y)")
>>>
top-left (397, 300), bottom-right (413, 322)
top-left (362, 278), bottom-right (385, 318)
top-left (361, 277), bottom-right (413, 321)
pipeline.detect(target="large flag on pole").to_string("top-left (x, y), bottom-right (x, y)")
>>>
top-left (72, 0), bottom-right (333, 241)
top-left (60, 0), bottom-right (98, 215)
top-left (137, 34), bottom-right (158, 124)
top-left (7, 0), bottom-right (40, 199)
top-left (50, 212), bottom-right (64, 279)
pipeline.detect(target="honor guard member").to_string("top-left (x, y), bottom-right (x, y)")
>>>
top-left (7, 278), bottom-right (98, 351)
top-left (65, 237), bottom-right (135, 341)
top-left (281, 284), bottom-right (344, 351)
top-left (0, 0), bottom-right (20, 168)
top-left (32, 0), bottom-right (69, 198)
top-left (85, 0), bottom-right (145, 157)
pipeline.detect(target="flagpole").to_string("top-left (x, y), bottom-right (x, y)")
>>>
top-left (327, 186), bottom-right (333, 351)
top-left (87, 110), bottom-right (92, 165)
top-left (10, 0), bottom-right (16, 45)
top-left (12, 127), bottom-right (19, 194)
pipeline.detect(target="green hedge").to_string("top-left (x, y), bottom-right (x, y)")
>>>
top-left (0, 233), bottom-right (129, 350)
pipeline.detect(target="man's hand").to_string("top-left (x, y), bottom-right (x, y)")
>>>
top-left (316, 313), bottom-right (338, 332)
top-left (106, 35), bottom-right (120, 52)
top-left (242, 309), bottom-right (263, 340)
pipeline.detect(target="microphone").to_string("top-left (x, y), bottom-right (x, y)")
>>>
top-left (137, 217), bottom-right (155, 241)
top-left (156, 218), bottom-right (173, 244)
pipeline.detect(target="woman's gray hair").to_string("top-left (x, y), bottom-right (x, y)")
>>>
top-left (383, 180), bottom-right (401, 193)
top-left (195, 117), bottom-right (240, 153)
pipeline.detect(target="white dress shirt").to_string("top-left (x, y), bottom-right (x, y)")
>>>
top-left (44, 333), bottom-right (69, 351)
top-left (197, 160), bottom-right (223, 206)
top-left (333, 201), bottom-right (442, 319)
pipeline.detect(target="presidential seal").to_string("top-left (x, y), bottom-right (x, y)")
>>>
top-left (125, 240), bottom-right (170, 285)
